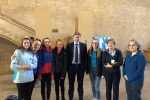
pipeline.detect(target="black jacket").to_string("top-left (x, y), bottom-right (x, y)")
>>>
top-left (53, 47), bottom-right (68, 78)
top-left (87, 48), bottom-right (103, 77)
top-left (102, 48), bottom-right (123, 75)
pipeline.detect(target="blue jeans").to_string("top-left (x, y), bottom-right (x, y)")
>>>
top-left (89, 67), bottom-right (101, 100)
top-left (125, 81), bottom-right (143, 100)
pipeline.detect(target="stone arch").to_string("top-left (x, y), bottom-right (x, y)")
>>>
top-left (0, 34), bottom-right (20, 46)
top-left (0, 37), bottom-right (18, 74)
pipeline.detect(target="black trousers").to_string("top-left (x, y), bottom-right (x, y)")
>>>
top-left (54, 73), bottom-right (65, 98)
top-left (31, 74), bottom-right (38, 96)
top-left (104, 70), bottom-right (121, 100)
top-left (68, 64), bottom-right (84, 100)
top-left (41, 73), bottom-right (51, 100)
top-left (16, 81), bottom-right (33, 100)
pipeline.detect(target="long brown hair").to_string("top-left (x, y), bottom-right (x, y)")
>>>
top-left (18, 36), bottom-right (32, 52)
top-left (88, 39), bottom-right (102, 57)
top-left (41, 37), bottom-right (51, 49)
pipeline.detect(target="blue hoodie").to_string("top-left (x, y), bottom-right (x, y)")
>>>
top-left (10, 49), bottom-right (37, 83)
top-left (38, 47), bottom-right (55, 77)
top-left (123, 51), bottom-right (147, 84)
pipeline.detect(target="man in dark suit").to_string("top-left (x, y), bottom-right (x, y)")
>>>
top-left (66, 32), bottom-right (88, 100)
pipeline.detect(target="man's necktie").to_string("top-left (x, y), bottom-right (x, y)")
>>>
top-left (75, 44), bottom-right (78, 63)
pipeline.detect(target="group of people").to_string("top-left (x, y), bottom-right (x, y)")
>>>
top-left (10, 32), bottom-right (147, 100)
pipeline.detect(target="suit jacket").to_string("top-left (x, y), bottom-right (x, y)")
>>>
top-left (66, 42), bottom-right (88, 71)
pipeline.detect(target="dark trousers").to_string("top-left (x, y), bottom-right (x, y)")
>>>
top-left (68, 64), bottom-right (84, 100)
top-left (31, 74), bottom-right (38, 96)
top-left (41, 73), bottom-right (51, 100)
top-left (54, 73), bottom-right (65, 99)
top-left (16, 81), bottom-right (33, 100)
top-left (104, 71), bottom-right (121, 100)
top-left (125, 81), bottom-right (143, 100)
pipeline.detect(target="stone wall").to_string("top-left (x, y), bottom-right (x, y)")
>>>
top-left (0, 37), bottom-right (18, 74)
top-left (0, 0), bottom-right (150, 72)
top-left (92, 1), bottom-right (150, 56)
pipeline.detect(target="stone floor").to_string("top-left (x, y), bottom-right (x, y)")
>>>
top-left (1, 65), bottom-right (150, 100)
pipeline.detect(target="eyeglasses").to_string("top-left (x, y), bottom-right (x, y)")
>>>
top-left (128, 44), bottom-right (136, 47)
top-left (92, 42), bottom-right (98, 44)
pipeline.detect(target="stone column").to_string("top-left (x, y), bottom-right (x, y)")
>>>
top-left (75, 11), bottom-right (93, 49)
top-left (35, 7), bottom-right (51, 40)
